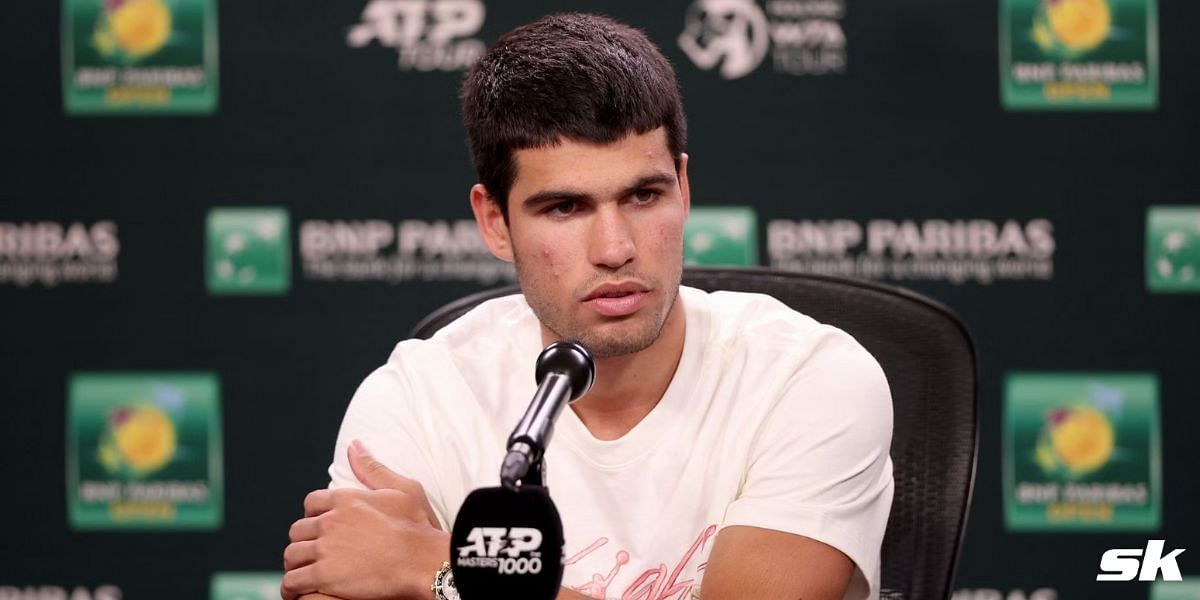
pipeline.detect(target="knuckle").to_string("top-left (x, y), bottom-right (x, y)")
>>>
top-left (280, 571), bottom-right (297, 594)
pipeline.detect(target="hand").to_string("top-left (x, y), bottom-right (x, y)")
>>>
top-left (282, 440), bottom-right (450, 600)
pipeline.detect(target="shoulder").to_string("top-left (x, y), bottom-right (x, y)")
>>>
top-left (351, 292), bottom-right (537, 410)
top-left (685, 285), bottom-right (880, 373)
top-left (683, 285), bottom-right (891, 424)
top-left (381, 292), bottom-right (535, 372)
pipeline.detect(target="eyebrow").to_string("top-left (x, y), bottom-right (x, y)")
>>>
top-left (520, 171), bottom-right (678, 212)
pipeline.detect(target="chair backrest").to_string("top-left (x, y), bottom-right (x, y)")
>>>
top-left (411, 266), bottom-right (978, 600)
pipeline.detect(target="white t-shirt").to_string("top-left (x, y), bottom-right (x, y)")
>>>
top-left (329, 286), bottom-right (894, 600)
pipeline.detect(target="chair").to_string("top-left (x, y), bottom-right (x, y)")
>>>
top-left (411, 266), bottom-right (978, 600)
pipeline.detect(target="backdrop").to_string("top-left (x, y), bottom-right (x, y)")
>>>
top-left (1, 1), bottom-right (1197, 599)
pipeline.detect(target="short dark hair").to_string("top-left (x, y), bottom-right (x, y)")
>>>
top-left (461, 13), bottom-right (687, 217)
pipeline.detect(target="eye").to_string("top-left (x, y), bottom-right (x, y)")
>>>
top-left (632, 189), bottom-right (660, 205)
top-left (546, 200), bottom-right (578, 217)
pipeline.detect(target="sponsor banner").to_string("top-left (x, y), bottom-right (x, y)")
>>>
top-left (1003, 372), bottom-right (1160, 531)
top-left (1146, 206), bottom-right (1200, 293)
top-left (62, 0), bottom-right (218, 115)
top-left (0, 221), bottom-right (119, 287)
top-left (299, 219), bottom-right (514, 285)
top-left (767, 218), bottom-right (1055, 284)
top-left (206, 208), bottom-right (291, 295)
top-left (679, 0), bottom-right (846, 79)
top-left (684, 207), bottom-right (758, 266)
top-left (0, 585), bottom-right (122, 600)
top-left (347, 0), bottom-right (486, 72)
top-left (952, 589), bottom-right (1058, 600)
top-left (1000, 0), bottom-right (1157, 110)
top-left (210, 573), bottom-right (282, 600)
top-left (1152, 580), bottom-right (1200, 600)
top-left (67, 372), bottom-right (222, 530)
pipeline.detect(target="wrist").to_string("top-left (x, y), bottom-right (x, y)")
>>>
top-left (408, 529), bottom-right (451, 600)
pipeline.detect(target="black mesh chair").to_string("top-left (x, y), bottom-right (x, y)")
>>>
top-left (411, 267), bottom-right (978, 600)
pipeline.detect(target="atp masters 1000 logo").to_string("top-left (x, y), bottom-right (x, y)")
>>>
top-left (62, 0), bottom-right (219, 114)
top-left (67, 372), bottom-right (223, 530)
top-left (1004, 373), bottom-right (1160, 531)
top-left (1000, 0), bottom-right (1157, 109)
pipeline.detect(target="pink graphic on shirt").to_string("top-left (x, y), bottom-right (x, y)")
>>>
top-left (567, 524), bottom-right (718, 600)
top-left (565, 537), bottom-right (630, 598)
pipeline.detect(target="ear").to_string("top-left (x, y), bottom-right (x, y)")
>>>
top-left (678, 153), bottom-right (691, 219)
top-left (471, 184), bottom-right (514, 262)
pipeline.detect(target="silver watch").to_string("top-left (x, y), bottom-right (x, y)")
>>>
top-left (431, 561), bottom-right (460, 600)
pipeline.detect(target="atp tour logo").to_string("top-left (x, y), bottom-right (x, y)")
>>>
top-left (347, 0), bottom-right (485, 72)
top-left (1097, 540), bottom-right (1185, 582)
top-left (457, 527), bottom-right (545, 575)
top-left (678, 0), bottom-right (847, 79)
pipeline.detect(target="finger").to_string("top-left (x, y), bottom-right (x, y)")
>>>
top-left (348, 439), bottom-right (411, 492)
top-left (304, 489), bottom-right (334, 517)
top-left (289, 516), bottom-right (320, 542)
top-left (280, 564), bottom-right (319, 600)
top-left (413, 488), bottom-right (441, 530)
top-left (283, 540), bottom-right (318, 571)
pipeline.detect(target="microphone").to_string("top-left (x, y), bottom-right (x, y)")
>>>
top-left (450, 484), bottom-right (565, 599)
top-left (500, 341), bottom-right (595, 490)
top-left (447, 341), bottom-right (594, 600)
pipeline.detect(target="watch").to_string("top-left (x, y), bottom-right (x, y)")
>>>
top-left (431, 561), bottom-right (461, 600)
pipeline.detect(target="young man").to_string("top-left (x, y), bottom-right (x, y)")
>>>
top-left (282, 13), bottom-right (892, 600)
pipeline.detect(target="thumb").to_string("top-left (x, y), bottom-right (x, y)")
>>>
top-left (347, 439), bottom-right (407, 491)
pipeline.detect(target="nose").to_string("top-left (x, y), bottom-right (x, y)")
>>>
top-left (587, 204), bottom-right (636, 270)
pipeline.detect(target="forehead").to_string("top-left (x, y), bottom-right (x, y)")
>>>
top-left (510, 128), bottom-right (675, 194)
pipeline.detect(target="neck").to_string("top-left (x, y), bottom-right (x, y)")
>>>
top-left (540, 293), bottom-right (687, 441)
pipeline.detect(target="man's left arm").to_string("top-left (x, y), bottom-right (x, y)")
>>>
top-left (701, 332), bottom-right (894, 600)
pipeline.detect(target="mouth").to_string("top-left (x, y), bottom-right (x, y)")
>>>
top-left (583, 282), bottom-right (651, 317)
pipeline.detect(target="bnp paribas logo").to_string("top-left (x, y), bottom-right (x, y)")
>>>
top-left (211, 572), bottom-right (282, 600)
top-left (62, 0), bottom-right (219, 115)
top-left (684, 207), bottom-right (758, 266)
top-left (1147, 206), bottom-right (1200, 293)
top-left (67, 372), bottom-right (223, 530)
top-left (1000, 0), bottom-right (1157, 110)
top-left (1003, 372), bottom-right (1161, 531)
top-left (206, 207), bottom-right (291, 295)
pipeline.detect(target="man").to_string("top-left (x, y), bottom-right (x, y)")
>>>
top-left (282, 13), bottom-right (892, 600)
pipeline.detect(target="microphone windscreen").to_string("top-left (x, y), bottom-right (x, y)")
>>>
top-left (450, 485), bottom-right (565, 599)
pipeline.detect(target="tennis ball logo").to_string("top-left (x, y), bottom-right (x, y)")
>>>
top-left (93, 0), bottom-right (173, 61)
top-left (1032, 0), bottom-right (1112, 57)
top-left (98, 404), bottom-right (178, 476)
top-left (1035, 405), bottom-right (1115, 477)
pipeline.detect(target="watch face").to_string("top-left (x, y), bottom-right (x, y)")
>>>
top-left (444, 570), bottom-right (461, 600)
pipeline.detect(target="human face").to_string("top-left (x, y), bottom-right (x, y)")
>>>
top-left (471, 128), bottom-right (690, 358)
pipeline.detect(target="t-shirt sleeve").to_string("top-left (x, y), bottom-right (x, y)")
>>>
top-left (325, 361), bottom-right (452, 530)
top-left (721, 329), bottom-right (894, 600)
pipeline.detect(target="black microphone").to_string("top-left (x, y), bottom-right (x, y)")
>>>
top-left (450, 485), bottom-right (565, 599)
top-left (448, 341), bottom-right (594, 600)
top-left (500, 341), bottom-right (594, 490)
